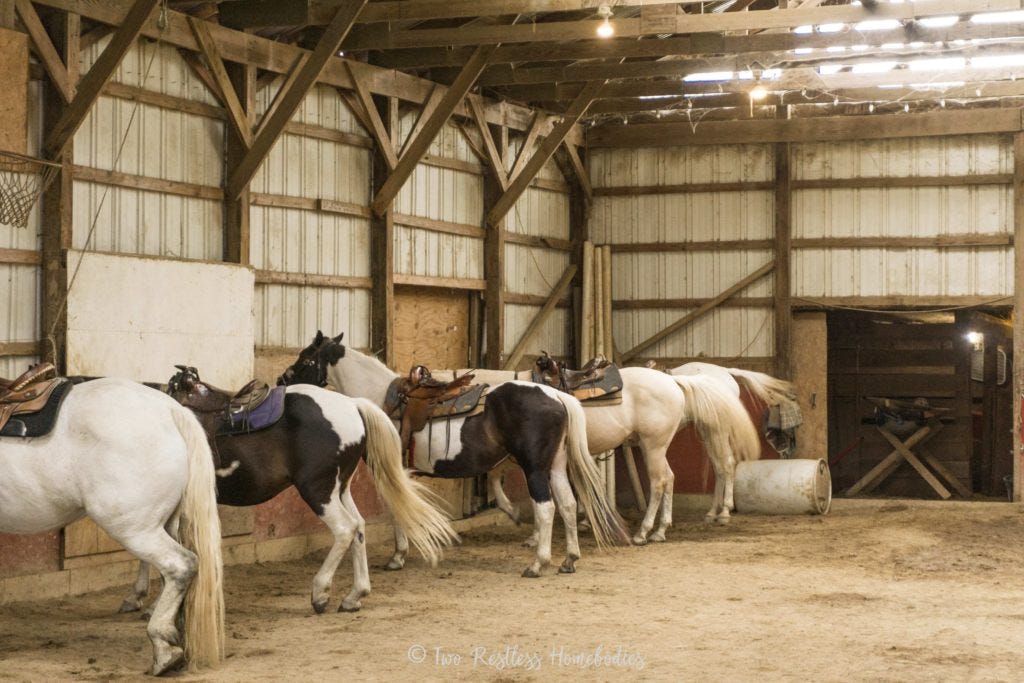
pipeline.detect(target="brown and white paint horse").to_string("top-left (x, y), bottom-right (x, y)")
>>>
top-left (279, 332), bottom-right (631, 578)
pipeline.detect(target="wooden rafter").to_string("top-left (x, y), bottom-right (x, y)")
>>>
top-left (487, 80), bottom-right (604, 228)
top-left (342, 62), bottom-right (398, 170)
top-left (620, 261), bottom-right (776, 363)
top-left (401, 85), bottom-right (444, 157)
top-left (187, 15), bottom-right (251, 147)
top-left (14, 0), bottom-right (73, 103)
top-left (225, 0), bottom-right (367, 200)
top-left (341, 0), bottom-right (1007, 50)
top-left (369, 44), bottom-right (497, 217)
top-left (562, 142), bottom-right (592, 205)
top-left (509, 113), bottom-right (547, 181)
top-left (45, 0), bottom-right (160, 158)
top-left (318, 0), bottom-right (710, 24)
top-left (467, 94), bottom-right (507, 189)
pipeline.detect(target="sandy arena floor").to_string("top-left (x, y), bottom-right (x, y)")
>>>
top-left (2, 498), bottom-right (1024, 682)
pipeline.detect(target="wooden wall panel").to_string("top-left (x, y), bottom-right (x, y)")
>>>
top-left (0, 28), bottom-right (27, 154)
top-left (393, 285), bottom-right (470, 372)
top-left (792, 313), bottom-right (828, 460)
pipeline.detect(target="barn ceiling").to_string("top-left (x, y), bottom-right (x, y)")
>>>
top-left (164, 0), bottom-right (1024, 126)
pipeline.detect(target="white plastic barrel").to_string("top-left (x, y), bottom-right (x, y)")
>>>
top-left (734, 458), bottom-right (832, 515)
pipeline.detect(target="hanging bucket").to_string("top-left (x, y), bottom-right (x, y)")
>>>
top-left (734, 458), bottom-right (832, 515)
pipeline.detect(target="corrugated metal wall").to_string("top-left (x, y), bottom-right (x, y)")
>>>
top-left (394, 116), bottom-right (483, 281)
top-left (590, 144), bottom-right (775, 361)
top-left (503, 134), bottom-right (572, 360)
top-left (74, 37), bottom-right (223, 259)
top-left (793, 135), bottom-right (1013, 298)
top-left (251, 79), bottom-right (372, 350)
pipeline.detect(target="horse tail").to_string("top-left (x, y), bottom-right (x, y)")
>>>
top-left (672, 375), bottom-right (762, 463)
top-left (550, 392), bottom-right (631, 549)
top-left (728, 368), bottom-right (796, 407)
top-left (170, 405), bottom-right (225, 670)
top-left (354, 398), bottom-right (459, 567)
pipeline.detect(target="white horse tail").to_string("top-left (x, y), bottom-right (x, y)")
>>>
top-left (170, 405), bottom-right (225, 670)
top-left (354, 398), bottom-right (459, 567)
top-left (672, 375), bottom-right (762, 463)
top-left (551, 392), bottom-right (631, 549)
top-left (728, 368), bottom-right (796, 407)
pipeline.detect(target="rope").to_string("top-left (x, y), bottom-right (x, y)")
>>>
top-left (44, 1), bottom-right (169, 363)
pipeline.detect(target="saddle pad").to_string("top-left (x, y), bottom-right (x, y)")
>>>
top-left (386, 382), bottom-right (488, 422)
top-left (218, 385), bottom-right (286, 436)
top-left (531, 365), bottom-right (623, 402)
top-left (0, 379), bottom-right (74, 438)
top-left (577, 393), bottom-right (623, 407)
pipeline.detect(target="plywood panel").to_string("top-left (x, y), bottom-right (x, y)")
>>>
top-left (792, 313), bottom-right (828, 461)
top-left (0, 28), bottom-right (27, 155)
top-left (393, 286), bottom-right (469, 372)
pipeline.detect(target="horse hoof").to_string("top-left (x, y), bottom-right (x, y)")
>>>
top-left (521, 567), bottom-right (541, 578)
top-left (312, 599), bottom-right (328, 614)
top-left (338, 601), bottom-right (362, 613)
top-left (558, 560), bottom-right (577, 574)
top-left (715, 516), bottom-right (731, 525)
top-left (118, 599), bottom-right (141, 614)
top-left (151, 646), bottom-right (185, 676)
top-left (631, 534), bottom-right (648, 546)
top-left (578, 520), bottom-right (592, 532)
top-left (521, 538), bottom-right (538, 549)
top-left (703, 514), bottom-right (717, 524)
top-left (384, 560), bottom-right (404, 571)
top-left (648, 531), bottom-right (666, 543)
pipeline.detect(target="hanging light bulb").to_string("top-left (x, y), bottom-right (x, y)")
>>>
top-left (596, 4), bottom-right (614, 38)
top-left (869, 103), bottom-right (875, 113)
top-left (904, 103), bottom-right (910, 112)
top-left (750, 84), bottom-right (768, 101)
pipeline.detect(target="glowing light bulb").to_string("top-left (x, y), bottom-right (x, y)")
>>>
top-left (750, 84), bottom-right (768, 101)
top-left (596, 5), bottom-right (614, 38)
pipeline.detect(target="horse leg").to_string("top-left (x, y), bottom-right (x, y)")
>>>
top-left (120, 561), bottom-right (152, 613)
top-left (338, 489), bottom-right (371, 612)
top-left (549, 465), bottom-right (580, 574)
top-left (705, 455), bottom-right (729, 524)
top-left (719, 452), bottom-right (738, 523)
top-left (115, 529), bottom-right (198, 675)
top-left (650, 464), bottom-right (675, 543)
top-left (522, 470), bottom-right (555, 578)
top-left (305, 480), bottom-right (359, 614)
top-left (386, 525), bottom-right (409, 570)
top-left (488, 467), bottom-right (520, 524)
top-left (635, 448), bottom-right (671, 545)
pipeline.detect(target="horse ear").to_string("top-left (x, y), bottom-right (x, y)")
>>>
top-left (314, 330), bottom-right (325, 346)
top-left (174, 364), bottom-right (189, 372)
top-left (332, 332), bottom-right (344, 344)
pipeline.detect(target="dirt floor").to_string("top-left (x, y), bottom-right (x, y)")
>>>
top-left (3, 498), bottom-right (1024, 682)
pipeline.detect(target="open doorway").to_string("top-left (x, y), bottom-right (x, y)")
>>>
top-left (827, 308), bottom-right (1012, 500)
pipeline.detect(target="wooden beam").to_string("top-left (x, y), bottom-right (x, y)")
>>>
top-left (45, 0), bottom-right (159, 159)
top-left (611, 240), bottom-right (774, 253)
top-left (254, 270), bottom-right (373, 289)
top-left (614, 297), bottom-right (774, 310)
top-left (343, 62), bottom-right (397, 170)
top-left (224, 58), bottom-right (254, 264)
top-left (503, 264), bottom-right (578, 371)
top-left (187, 16), bottom-right (251, 147)
top-left (14, 0), bottom-right (73, 103)
top-left (877, 427), bottom-right (952, 500)
top-left (370, 44), bottom-right (496, 217)
top-left (1014, 131), bottom-right (1024, 502)
top-left (401, 85), bottom-right (444, 157)
top-left (488, 80), bottom-right (604, 227)
top-left (588, 109), bottom-right (1024, 147)
top-left (371, 96), bottom-right (397, 367)
top-left (620, 260), bottom-right (775, 362)
top-left (467, 94), bottom-right (508, 190)
top-left (774, 140), bottom-right (792, 380)
top-left (484, 164), bottom-right (506, 368)
top-left (795, 295), bottom-right (1012, 310)
top-left (341, 0), bottom-right (1011, 50)
top-left (393, 273), bottom-right (486, 290)
top-left (334, 0), bottom-right (709, 24)
top-left (0, 341), bottom-right (41, 357)
top-left (596, 181), bottom-right (773, 196)
top-left (225, 0), bottom-right (367, 200)
top-left (563, 143), bottom-right (592, 206)
top-left (846, 425), bottom-right (934, 496)
top-left (510, 113), bottom-right (546, 182)
top-left (0, 248), bottom-right (41, 265)
top-left (792, 235), bottom-right (1013, 249)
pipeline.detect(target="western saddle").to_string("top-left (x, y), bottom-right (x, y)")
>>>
top-left (384, 365), bottom-right (480, 462)
top-left (0, 362), bottom-right (64, 433)
top-left (534, 352), bottom-right (611, 392)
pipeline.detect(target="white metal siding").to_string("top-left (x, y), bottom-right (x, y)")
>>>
top-left (792, 135), bottom-right (1013, 298)
top-left (74, 37), bottom-right (222, 260)
top-left (254, 284), bottom-right (371, 351)
top-left (589, 145), bottom-right (775, 360)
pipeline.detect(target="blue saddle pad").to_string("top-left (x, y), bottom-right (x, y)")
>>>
top-left (217, 385), bottom-right (286, 436)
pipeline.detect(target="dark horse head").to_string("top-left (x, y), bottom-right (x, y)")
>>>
top-left (167, 365), bottom-right (259, 415)
top-left (277, 330), bottom-right (345, 387)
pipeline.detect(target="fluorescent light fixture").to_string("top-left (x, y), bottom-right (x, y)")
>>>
top-left (762, 68), bottom-right (782, 80)
top-left (683, 71), bottom-right (734, 82)
top-left (971, 10), bottom-right (1024, 24)
top-left (736, 70), bottom-right (755, 80)
top-left (851, 44), bottom-right (870, 51)
top-left (971, 54), bottom-right (1024, 68)
top-left (827, 46), bottom-right (847, 53)
top-left (793, 47), bottom-right (814, 55)
top-left (794, 25), bottom-right (813, 34)
top-left (880, 42), bottom-right (905, 50)
top-left (818, 64), bottom-right (846, 75)
top-left (817, 23), bottom-right (845, 33)
top-left (919, 15), bottom-right (958, 28)
top-left (907, 80), bottom-right (965, 89)
top-left (851, 61), bottom-right (897, 74)
top-left (855, 19), bottom-right (902, 31)
top-left (908, 57), bottom-right (966, 71)
top-left (877, 83), bottom-right (905, 89)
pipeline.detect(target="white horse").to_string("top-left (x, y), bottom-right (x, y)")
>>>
top-left (0, 377), bottom-right (224, 675)
top-left (279, 334), bottom-right (631, 578)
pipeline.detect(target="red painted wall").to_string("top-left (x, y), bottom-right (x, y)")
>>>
top-left (0, 532), bottom-right (60, 578)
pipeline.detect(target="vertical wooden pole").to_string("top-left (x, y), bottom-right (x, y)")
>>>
top-left (370, 96), bottom-right (397, 368)
top-left (483, 125), bottom-right (507, 369)
top-left (40, 11), bottom-right (79, 373)
top-left (774, 140), bottom-right (792, 380)
top-left (224, 59), bottom-right (254, 265)
top-left (0, 1), bottom-right (15, 29)
top-left (580, 241), bottom-right (594, 366)
top-left (1012, 132), bottom-right (1024, 502)
top-left (568, 158), bottom-right (590, 366)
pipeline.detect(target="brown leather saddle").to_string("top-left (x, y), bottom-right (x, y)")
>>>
top-left (0, 362), bottom-right (73, 437)
top-left (532, 352), bottom-right (623, 402)
top-left (383, 365), bottom-right (487, 466)
top-left (167, 365), bottom-right (283, 437)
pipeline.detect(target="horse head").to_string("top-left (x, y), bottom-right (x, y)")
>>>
top-left (278, 330), bottom-right (345, 387)
top-left (167, 365), bottom-right (228, 414)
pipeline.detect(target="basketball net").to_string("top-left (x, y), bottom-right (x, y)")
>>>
top-left (0, 150), bottom-right (60, 229)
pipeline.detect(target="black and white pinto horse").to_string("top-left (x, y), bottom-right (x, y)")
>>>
top-left (279, 332), bottom-right (631, 577)
top-left (0, 378), bottom-right (224, 675)
top-left (123, 367), bottom-right (457, 615)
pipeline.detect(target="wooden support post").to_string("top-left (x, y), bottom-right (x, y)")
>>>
top-left (15, 0), bottom-right (74, 103)
top-left (40, 11), bottom-right (79, 372)
top-left (580, 241), bottom-right (595, 366)
top-left (503, 264), bottom-right (577, 371)
top-left (484, 157), bottom-right (506, 369)
top-left (0, 0), bottom-right (15, 29)
top-left (370, 96), bottom-right (397, 368)
top-left (774, 140), bottom-right (792, 379)
top-left (1014, 132), bottom-right (1024, 502)
top-left (224, 59), bottom-right (254, 264)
